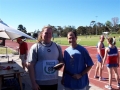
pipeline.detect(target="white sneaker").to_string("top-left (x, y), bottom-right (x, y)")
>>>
top-left (105, 85), bottom-right (112, 90)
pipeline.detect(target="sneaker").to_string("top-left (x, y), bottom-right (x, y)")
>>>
top-left (94, 76), bottom-right (99, 78)
top-left (105, 85), bottom-right (112, 90)
top-left (99, 77), bottom-right (106, 81)
top-left (117, 83), bottom-right (120, 87)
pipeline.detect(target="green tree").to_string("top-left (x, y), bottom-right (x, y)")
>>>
top-left (57, 26), bottom-right (63, 36)
top-left (77, 26), bottom-right (86, 35)
top-left (105, 21), bottom-right (112, 32)
top-left (17, 24), bottom-right (27, 33)
top-left (32, 29), bottom-right (40, 39)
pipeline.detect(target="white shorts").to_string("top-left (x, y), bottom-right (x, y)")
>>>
top-left (20, 54), bottom-right (26, 63)
top-left (64, 86), bottom-right (87, 90)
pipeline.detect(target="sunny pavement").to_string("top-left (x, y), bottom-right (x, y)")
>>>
top-left (0, 54), bottom-right (103, 90)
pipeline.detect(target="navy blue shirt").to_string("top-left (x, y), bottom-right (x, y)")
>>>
top-left (63, 45), bottom-right (94, 89)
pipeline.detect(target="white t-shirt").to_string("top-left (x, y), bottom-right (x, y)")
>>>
top-left (27, 41), bottom-right (63, 85)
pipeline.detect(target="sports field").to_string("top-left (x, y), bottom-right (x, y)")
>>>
top-left (3, 40), bottom-right (120, 90)
top-left (27, 34), bottom-right (120, 48)
top-left (1, 34), bottom-right (120, 54)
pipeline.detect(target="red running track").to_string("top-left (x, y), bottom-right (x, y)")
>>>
top-left (5, 40), bottom-right (120, 90)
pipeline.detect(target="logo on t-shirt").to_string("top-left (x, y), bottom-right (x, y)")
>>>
top-left (44, 61), bottom-right (56, 74)
top-left (47, 49), bottom-right (51, 52)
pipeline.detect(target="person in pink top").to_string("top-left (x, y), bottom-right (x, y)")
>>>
top-left (102, 37), bottom-right (120, 89)
top-left (94, 35), bottom-right (105, 81)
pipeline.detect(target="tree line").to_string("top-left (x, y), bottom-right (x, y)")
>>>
top-left (17, 17), bottom-right (120, 38)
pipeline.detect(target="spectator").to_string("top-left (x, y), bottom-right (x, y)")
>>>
top-left (16, 37), bottom-right (28, 76)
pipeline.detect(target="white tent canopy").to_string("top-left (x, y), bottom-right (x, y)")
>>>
top-left (0, 19), bottom-right (35, 40)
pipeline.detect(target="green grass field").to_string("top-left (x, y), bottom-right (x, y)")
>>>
top-left (27, 34), bottom-right (120, 48)
top-left (0, 47), bottom-right (16, 54)
top-left (1, 34), bottom-right (120, 54)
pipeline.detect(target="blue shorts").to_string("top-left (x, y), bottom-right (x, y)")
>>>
top-left (106, 64), bottom-right (118, 68)
top-left (96, 54), bottom-right (102, 63)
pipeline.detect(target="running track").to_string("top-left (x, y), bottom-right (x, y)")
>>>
top-left (5, 40), bottom-right (120, 90)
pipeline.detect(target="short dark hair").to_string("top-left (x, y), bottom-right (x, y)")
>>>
top-left (67, 31), bottom-right (77, 38)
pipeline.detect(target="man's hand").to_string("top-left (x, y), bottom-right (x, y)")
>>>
top-left (72, 74), bottom-right (82, 79)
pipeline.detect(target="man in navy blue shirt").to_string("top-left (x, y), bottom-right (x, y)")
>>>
top-left (62, 31), bottom-right (94, 90)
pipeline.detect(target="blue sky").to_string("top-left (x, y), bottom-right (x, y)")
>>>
top-left (0, 0), bottom-right (120, 32)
